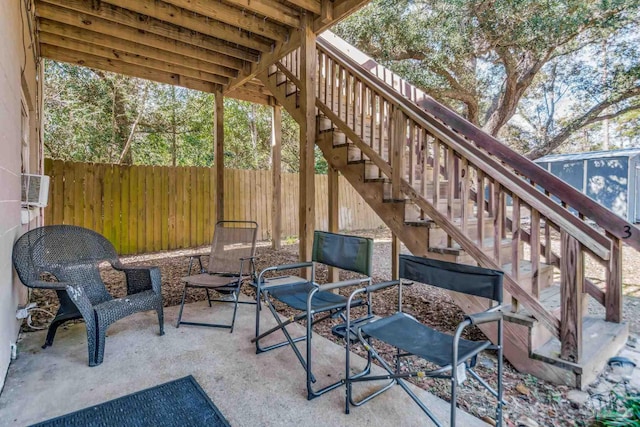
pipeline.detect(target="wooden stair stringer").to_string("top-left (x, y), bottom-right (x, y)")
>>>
top-left (317, 130), bottom-right (578, 387)
top-left (257, 70), bottom-right (303, 124)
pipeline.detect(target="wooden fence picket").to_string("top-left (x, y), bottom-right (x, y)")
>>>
top-left (43, 160), bottom-right (384, 254)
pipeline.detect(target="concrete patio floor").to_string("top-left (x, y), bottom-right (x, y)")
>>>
top-left (0, 299), bottom-right (487, 426)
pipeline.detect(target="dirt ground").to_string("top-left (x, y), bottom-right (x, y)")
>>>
top-left (24, 229), bottom-right (640, 427)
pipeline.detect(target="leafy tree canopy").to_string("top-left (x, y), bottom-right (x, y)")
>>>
top-left (43, 61), bottom-right (329, 172)
top-left (334, 0), bottom-right (640, 157)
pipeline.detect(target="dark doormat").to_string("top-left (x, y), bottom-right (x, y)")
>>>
top-left (30, 375), bottom-right (231, 427)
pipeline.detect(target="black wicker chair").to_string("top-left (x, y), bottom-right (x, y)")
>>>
top-left (12, 225), bottom-right (164, 366)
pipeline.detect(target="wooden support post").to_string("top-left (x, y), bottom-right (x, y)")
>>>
top-left (530, 210), bottom-right (541, 298)
top-left (328, 166), bottom-right (339, 283)
top-left (298, 14), bottom-right (317, 277)
top-left (271, 104), bottom-right (282, 250)
top-left (214, 89), bottom-right (224, 223)
top-left (392, 233), bottom-right (400, 280)
top-left (606, 233), bottom-right (623, 323)
top-left (391, 108), bottom-right (405, 200)
top-left (560, 230), bottom-right (583, 363)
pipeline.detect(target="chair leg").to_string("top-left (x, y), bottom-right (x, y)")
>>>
top-left (176, 284), bottom-right (188, 328)
top-left (157, 303), bottom-right (165, 336)
top-left (206, 288), bottom-right (212, 307)
top-left (450, 377), bottom-right (457, 427)
top-left (229, 292), bottom-right (239, 333)
top-left (43, 312), bottom-right (82, 349)
top-left (87, 318), bottom-right (100, 367)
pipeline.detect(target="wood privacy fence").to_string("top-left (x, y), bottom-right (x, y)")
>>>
top-left (44, 159), bottom-right (384, 255)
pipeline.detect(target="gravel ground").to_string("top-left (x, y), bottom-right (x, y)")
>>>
top-left (24, 228), bottom-right (640, 427)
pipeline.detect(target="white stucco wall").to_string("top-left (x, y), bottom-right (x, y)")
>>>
top-left (0, 1), bottom-right (41, 391)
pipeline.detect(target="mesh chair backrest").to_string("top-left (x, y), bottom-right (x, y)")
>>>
top-left (399, 254), bottom-right (503, 303)
top-left (207, 221), bottom-right (258, 275)
top-left (312, 231), bottom-right (373, 276)
top-left (12, 225), bottom-right (119, 286)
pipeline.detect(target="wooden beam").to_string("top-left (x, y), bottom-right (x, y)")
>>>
top-left (328, 166), bottom-right (339, 282)
top-left (314, 0), bottom-right (371, 33)
top-left (226, 0), bottom-right (370, 97)
top-left (226, 32), bottom-right (301, 92)
top-left (286, 0), bottom-right (321, 15)
top-left (39, 32), bottom-right (230, 85)
top-left (214, 91), bottom-right (225, 223)
top-left (224, 87), bottom-right (272, 105)
top-left (271, 104), bottom-right (282, 250)
top-left (321, 0), bottom-right (334, 24)
top-left (298, 14), bottom-right (316, 272)
top-left (41, 44), bottom-right (219, 92)
top-left (39, 20), bottom-right (239, 77)
top-left (101, 0), bottom-right (274, 51)
top-left (560, 230), bottom-right (583, 363)
top-left (36, 0), bottom-right (271, 52)
top-left (36, 0), bottom-right (256, 63)
top-left (221, 0), bottom-right (300, 27)
top-left (161, 0), bottom-right (290, 41)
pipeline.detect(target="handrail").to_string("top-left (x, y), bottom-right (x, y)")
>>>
top-left (318, 32), bottom-right (640, 253)
top-left (316, 37), bottom-right (612, 260)
top-left (310, 49), bottom-right (563, 337)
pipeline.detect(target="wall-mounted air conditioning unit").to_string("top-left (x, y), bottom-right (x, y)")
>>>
top-left (21, 174), bottom-right (50, 208)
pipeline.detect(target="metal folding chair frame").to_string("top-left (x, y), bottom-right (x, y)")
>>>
top-left (252, 231), bottom-right (375, 400)
top-left (344, 255), bottom-right (505, 427)
top-left (176, 220), bottom-right (258, 332)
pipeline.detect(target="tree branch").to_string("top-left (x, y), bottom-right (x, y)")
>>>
top-left (526, 86), bottom-right (640, 159)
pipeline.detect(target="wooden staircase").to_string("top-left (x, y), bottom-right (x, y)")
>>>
top-left (258, 31), bottom-right (637, 389)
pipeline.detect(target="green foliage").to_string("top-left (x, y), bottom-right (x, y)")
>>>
top-left (43, 61), bottom-right (324, 172)
top-left (595, 392), bottom-right (640, 426)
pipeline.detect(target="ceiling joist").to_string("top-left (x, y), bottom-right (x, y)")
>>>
top-left (39, 33), bottom-right (230, 85)
top-left (41, 43), bottom-right (221, 93)
top-left (36, 0), bottom-right (259, 63)
top-left (39, 20), bottom-right (239, 78)
top-left (35, 0), bottom-right (369, 102)
top-left (100, 0), bottom-right (275, 52)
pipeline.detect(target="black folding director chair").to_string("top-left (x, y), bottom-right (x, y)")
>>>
top-left (345, 254), bottom-right (505, 426)
top-left (252, 231), bottom-right (375, 400)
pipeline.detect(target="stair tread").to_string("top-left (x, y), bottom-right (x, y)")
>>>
top-left (531, 317), bottom-right (628, 372)
top-left (428, 238), bottom-right (511, 254)
top-left (405, 215), bottom-right (495, 228)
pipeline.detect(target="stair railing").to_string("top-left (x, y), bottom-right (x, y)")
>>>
top-left (272, 35), bottom-right (634, 363)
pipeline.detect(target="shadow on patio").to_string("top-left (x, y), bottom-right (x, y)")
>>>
top-left (0, 298), bottom-right (487, 426)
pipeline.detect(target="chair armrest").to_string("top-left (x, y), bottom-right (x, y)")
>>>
top-left (317, 277), bottom-right (371, 293)
top-left (26, 280), bottom-right (68, 291)
top-left (271, 261), bottom-right (314, 272)
top-left (182, 254), bottom-right (206, 274)
top-left (364, 280), bottom-right (401, 293)
top-left (465, 310), bottom-right (503, 325)
top-left (112, 264), bottom-right (162, 295)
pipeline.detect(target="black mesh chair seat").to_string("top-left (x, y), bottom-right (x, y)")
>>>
top-left (12, 225), bottom-right (164, 367)
top-left (361, 312), bottom-right (491, 367)
top-left (269, 282), bottom-right (360, 312)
